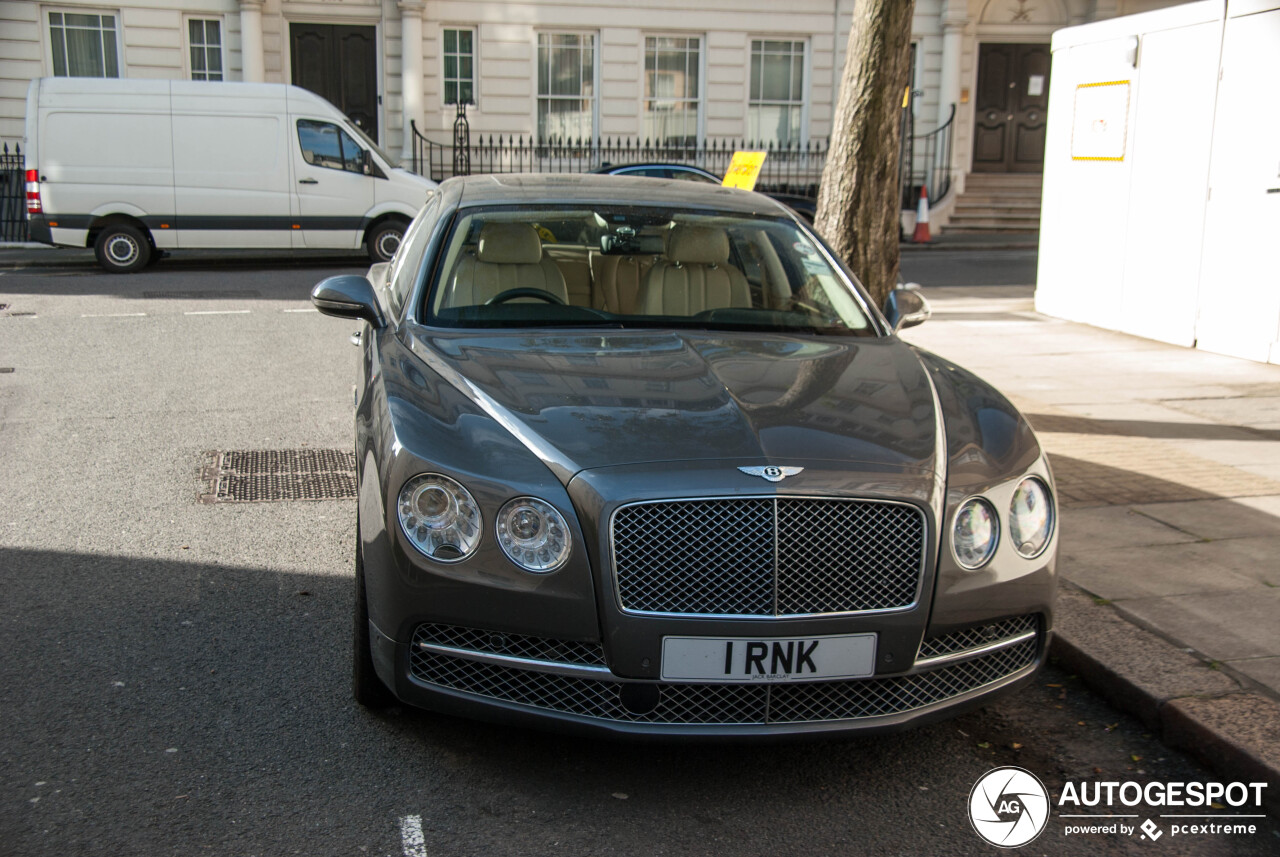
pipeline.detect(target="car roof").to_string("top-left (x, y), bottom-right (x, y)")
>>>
top-left (447, 172), bottom-right (789, 216)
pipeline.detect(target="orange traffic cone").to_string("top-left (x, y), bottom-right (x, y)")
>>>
top-left (912, 184), bottom-right (932, 243)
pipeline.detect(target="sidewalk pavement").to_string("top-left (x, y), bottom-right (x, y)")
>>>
top-left (903, 285), bottom-right (1280, 797)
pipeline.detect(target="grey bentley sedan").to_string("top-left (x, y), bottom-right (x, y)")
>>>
top-left (311, 174), bottom-right (1057, 737)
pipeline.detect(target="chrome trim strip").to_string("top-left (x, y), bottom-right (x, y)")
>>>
top-left (609, 494), bottom-right (929, 619)
top-left (912, 629), bottom-right (1037, 670)
top-left (413, 641), bottom-right (614, 679)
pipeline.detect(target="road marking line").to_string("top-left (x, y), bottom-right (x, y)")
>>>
top-left (183, 310), bottom-right (252, 316)
top-left (283, 308), bottom-right (319, 313)
top-left (81, 312), bottom-right (147, 318)
top-left (399, 814), bottom-right (427, 857)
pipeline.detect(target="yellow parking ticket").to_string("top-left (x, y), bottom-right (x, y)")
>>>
top-left (722, 151), bottom-right (767, 191)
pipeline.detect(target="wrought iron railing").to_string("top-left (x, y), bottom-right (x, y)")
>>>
top-left (409, 122), bottom-right (827, 199)
top-left (1, 142), bottom-right (28, 242)
top-left (901, 104), bottom-right (955, 209)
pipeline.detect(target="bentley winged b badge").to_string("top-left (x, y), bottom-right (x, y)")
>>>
top-left (738, 465), bottom-right (804, 483)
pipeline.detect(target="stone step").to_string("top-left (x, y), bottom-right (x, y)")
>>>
top-left (953, 198), bottom-right (1043, 211)
top-left (942, 223), bottom-right (1042, 234)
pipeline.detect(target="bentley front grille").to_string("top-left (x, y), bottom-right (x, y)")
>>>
top-left (611, 498), bottom-right (926, 617)
top-left (407, 624), bottom-right (1037, 727)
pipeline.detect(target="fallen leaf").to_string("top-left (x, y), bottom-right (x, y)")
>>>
top-left (612, 792), bottom-right (629, 800)
top-left (977, 742), bottom-right (991, 749)
top-left (1011, 743), bottom-right (1023, 750)
top-left (1130, 755), bottom-right (1142, 762)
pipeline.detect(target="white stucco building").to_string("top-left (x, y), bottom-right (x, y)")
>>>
top-left (1, 1), bottom-right (1190, 225)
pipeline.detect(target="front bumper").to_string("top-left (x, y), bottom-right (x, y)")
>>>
top-left (389, 614), bottom-right (1046, 737)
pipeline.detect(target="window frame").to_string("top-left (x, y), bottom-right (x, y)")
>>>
top-left (641, 34), bottom-right (705, 149)
top-left (46, 7), bottom-right (122, 78)
top-left (186, 16), bottom-right (225, 82)
top-left (534, 31), bottom-right (599, 144)
top-left (441, 26), bottom-right (477, 107)
top-left (746, 38), bottom-right (810, 149)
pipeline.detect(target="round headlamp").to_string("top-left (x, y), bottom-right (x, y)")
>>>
top-left (397, 474), bottom-right (481, 562)
top-left (496, 497), bottom-right (571, 572)
top-left (1009, 476), bottom-right (1054, 559)
top-left (953, 497), bottom-right (998, 570)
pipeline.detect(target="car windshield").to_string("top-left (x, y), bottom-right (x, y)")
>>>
top-left (423, 205), bottom-right (877, 335)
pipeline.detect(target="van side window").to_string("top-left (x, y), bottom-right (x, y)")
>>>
top-left (297, 119), bottom-right (364, 173)
top-left (387, 193), bottom-right (443, 320)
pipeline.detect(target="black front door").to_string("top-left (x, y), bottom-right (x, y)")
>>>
top-left (290, 23), bottom-right (378, 142)
top-left (973, 43), bottom-right (1050, 173)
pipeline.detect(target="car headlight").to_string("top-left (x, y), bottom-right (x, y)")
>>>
top-left (953, 497), bottom-right (998, 570)
top-left (398, 474), bottom-right (481, 562)
top-left (496, 497), bottom-right (571, 572)
top-left (1009, 476), bottom-right (1054, 558)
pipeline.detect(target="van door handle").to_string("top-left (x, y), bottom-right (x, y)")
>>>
top-left (298, 178), bottom-right (318, 185)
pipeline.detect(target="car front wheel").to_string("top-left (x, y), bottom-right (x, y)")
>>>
top-left (353, 528), bottom-right (395, 709)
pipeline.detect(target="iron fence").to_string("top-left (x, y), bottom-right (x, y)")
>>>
top-left (410, 121), bottom-right (827, 198)
top-left (1, 142), bottom-right (27, 242)
top-left (901, 104), bottom-right (955, 210)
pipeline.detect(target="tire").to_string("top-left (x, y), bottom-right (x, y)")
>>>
top-left (366, 220), bottom-right (406, 264)
top-left (93, 223), bottom-right (152, 273)
top-left (353, 531), bottom-right (396, 709)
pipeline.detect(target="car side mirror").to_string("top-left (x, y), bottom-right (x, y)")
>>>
top-left (884, 285), bottom-right (930, 333)
top-left (311, 274), bottom-right (386, 328)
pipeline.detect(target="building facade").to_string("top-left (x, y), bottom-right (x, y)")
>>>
top-left (1, 0), bottom-right (1187, 203)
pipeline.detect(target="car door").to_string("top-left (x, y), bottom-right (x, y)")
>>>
top-left (291, 117), bottom-right (374, 249)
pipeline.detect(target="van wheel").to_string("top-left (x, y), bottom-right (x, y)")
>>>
top-left (94, 224), bottom-right (151, 273)
top-left (366, 221), bottom-right (405, 264)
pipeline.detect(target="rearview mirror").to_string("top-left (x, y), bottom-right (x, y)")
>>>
top-left (884, 286), bottom-right (930, 333)
top-left (311, 274), bottom-right (386, 328)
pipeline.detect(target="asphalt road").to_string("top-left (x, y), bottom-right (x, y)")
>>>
top-left (1, 258), bottom-right (1273, 856)
top-left (901, 248), bottom-right (1039, 288)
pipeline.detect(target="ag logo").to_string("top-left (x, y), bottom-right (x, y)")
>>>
top-left (968, 766), bottom-right (1050, 848)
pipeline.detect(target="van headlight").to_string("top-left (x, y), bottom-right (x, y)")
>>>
top-left (953, 497), bottom-right (998, 570)
top-left (1009, 477), bottom-right (1054, 558)
top-left (496, 497), bottom-right (571, 572)
top-left (398, 474), bottom-right (482, 562)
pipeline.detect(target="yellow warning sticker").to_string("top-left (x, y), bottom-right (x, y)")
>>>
top-left (722, 151), bottom-right (768, 191)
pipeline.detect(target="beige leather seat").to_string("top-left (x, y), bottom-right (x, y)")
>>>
top-left (441, 222), bottom-right (569, 307)
top-left (636, 225), bottom-right (750, 316)
top-left (588, 251), bottom-right (659, 315)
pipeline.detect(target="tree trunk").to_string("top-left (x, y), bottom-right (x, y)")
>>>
top-left (815, 0), bottom-right (916, 311)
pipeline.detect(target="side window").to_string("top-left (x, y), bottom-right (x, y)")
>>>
top-left (297, 119), bottom-right (365, 173)
top-left (387, 194), bottom-right (443, 320)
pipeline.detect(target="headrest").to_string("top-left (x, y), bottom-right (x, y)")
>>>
top-left (477, 222), bottom-right (543, 264)
top-left (666, 225), bottom-right (730, 265)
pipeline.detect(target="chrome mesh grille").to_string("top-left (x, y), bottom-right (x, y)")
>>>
top-left (917, 615), bottom-right (1039, 661)
top-left (612, 498), bottom-right (925, 616)
top-left (414, 624), bottom-right (606, 666)
top-left (408, 635), bottom-right (1037, 726)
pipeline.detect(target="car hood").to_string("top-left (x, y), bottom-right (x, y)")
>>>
top-left (407, 329), bottom-right (940, 482)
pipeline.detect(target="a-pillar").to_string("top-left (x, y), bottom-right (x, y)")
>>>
top-left (399, 0), bottom-right (426, 168)
top-left (239, 0), bottom-right (265, 83)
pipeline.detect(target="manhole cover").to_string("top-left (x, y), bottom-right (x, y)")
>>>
top-left (144, 289), bottom-right (262, 299)
top-left (202, 449), bottom-right (356, 503)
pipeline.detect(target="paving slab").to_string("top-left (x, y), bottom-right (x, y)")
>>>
top-left (1058, 505), bottom-right (1199, 553)
top-left (1132, 496), bottom-right (1280, 541)
top-left (1065, 538), bottom-right (1276, 600)
top-left (1118, 589), bottom-right (1280, 662)
top-left (1229, 657), bottom-right (1280, 695)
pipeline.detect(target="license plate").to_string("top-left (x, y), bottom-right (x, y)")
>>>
top-left (660, 633), bottom-right (877, 683)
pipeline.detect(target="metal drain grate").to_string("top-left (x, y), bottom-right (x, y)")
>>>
top-left (201, 449), bottom-right (356, 503)
top-left (144, 289), bottom-right (262, 299)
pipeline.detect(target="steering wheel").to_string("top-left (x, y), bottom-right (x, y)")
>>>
top-left (484, 288), bottom-right (566, 306)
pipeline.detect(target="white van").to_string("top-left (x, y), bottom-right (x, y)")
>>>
top-left (23, 77), bottom-right (435, 272)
